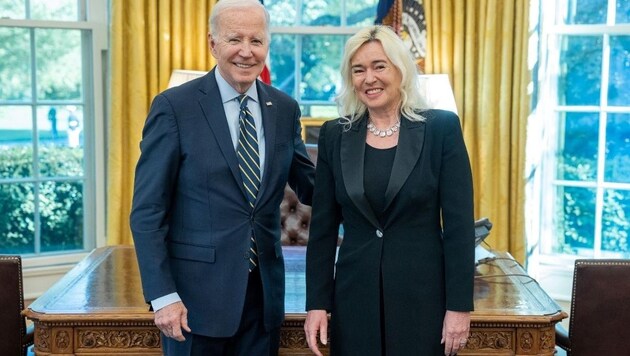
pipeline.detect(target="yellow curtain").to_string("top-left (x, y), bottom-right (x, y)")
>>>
top-left (424, 0), bottom-right (530, 262)
top-left (108, 0), bottom-right (217, 245)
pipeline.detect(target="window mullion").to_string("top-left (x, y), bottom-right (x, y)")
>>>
top-left (29, 27), bottom-right (41, 254)
top-left (593, 30), bottom-right (612, 257)
top-left (25, 0), bottom-right (31, 19)
top-left (608, 0), bottom-right (616, 25)
top-left (296, 0), bottom-right (303, 26)
top-left (593, 114), bottom-right (606, 258)
top-left (295, 35), bottom-right (302, 103)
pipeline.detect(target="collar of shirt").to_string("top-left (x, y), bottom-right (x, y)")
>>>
top-left (215, 68), bottom-right (260, 105)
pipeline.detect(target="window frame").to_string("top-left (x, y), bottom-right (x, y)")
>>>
top-left (269, 24), bottom-right (359, 108)
top-left (527, 0), bottom-right (630, 300)
top-left (267, 0), bottom-right (378, 115)
top-left (0, 0), bottom-right (108, 273)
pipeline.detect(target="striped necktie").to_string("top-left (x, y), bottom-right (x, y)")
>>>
top-left (236, 94), bottom-right (260, 271)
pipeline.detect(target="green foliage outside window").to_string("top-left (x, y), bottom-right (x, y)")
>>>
top-left (0, 146), bottom-right (83, 254)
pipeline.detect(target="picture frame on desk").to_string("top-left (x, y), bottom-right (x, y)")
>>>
top-left (300, 117), bottom-right (328, 144)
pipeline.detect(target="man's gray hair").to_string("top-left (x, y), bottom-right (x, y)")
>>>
top-left (209, 0), bottom-right (270, 40)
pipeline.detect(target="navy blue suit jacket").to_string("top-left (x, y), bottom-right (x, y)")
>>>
top-left (130, 68), bottom-right (315, 337)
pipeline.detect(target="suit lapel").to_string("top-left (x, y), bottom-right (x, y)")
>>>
top-left (256, 83), bottom-right (277, 205)
top-left (382, 117), bottom-right (426, 212)
top-left (341, 116), bottom-right (380, 228)
top-left (197, 70), bottom-right (248, 201)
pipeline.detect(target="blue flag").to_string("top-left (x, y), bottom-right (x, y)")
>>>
top-left (375, 0), bottom-right (395, 24)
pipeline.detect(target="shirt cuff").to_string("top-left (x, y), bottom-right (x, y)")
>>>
top-left (151, 292), bottom-right (181, 312)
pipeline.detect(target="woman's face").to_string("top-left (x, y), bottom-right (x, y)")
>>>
top-left (350, 41), bottom-right (402, 115)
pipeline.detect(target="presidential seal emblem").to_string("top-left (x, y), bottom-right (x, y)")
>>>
top-left (401, 0), bottom-right (427, 71)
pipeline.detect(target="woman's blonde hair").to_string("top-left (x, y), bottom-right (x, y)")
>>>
top-left (336, 25), bottom-right (427, 127)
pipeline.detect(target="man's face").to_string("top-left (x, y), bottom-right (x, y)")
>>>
top-left (209, 7), bottom-right (269, 93)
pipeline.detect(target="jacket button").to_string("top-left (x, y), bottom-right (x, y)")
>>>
top-left (244, 252), bottom-right (250, 259)
top-left (376, 230), bottom-right (383, 238)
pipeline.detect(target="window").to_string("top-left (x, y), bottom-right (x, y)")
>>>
top-left (265, 0), bottom-right (379, 120)
top-left (528, 0), bottom-right (630, 293)
top-left (0, 0), bottom-right (107, 261)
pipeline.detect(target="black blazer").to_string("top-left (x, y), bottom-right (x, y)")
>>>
top-left (130, 69), bottom-right (315, 337)
top-left (306, 110), bottom-right (475, 355)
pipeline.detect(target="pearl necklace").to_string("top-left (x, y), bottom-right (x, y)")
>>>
top-left (367, 120), bottom-right (401, 138)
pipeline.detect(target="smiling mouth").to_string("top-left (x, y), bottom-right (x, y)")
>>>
top-left (235, 63), bottom-right (256, 69)
top-left (366, 88), bottom-right (383, 94)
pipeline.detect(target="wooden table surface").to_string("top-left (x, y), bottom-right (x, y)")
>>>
top-left (25, 245), bottom-right (566, 355)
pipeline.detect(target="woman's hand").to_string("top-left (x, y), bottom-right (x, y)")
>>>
top-left (304, 309), bottom-right (328, 356)
top-left (441, 310), bottom-right (470, 355)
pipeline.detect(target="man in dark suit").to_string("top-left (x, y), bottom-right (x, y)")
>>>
top-left (130, 1), bottom-right (315, 354)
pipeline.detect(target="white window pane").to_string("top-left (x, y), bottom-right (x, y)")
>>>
top-left (558, 36), bottom-right (602, 106)
top-left (0, 105), bottom-right (33, 178)
top-left (554, 186), bottom-right (596, 254)
top-left (39, 180), bottom-right (84, 252)
top-left (616, 0), bottom-right (630, 24)
top-left (35, 29), bottom-right (83, 101)
top-left (0, 27), bottom-right (32, 101)
top-left (300, 34), bottom-right (345, 101)
top-left (562, 0), bottom-right (607, 24)
top-left (0, 182), bottom-right (35, 254)
top-left (302, 0), bottom-right (341, 26)
top-left (30, 0), bottom-right (79, 21)
top-left (270, 34), bottom-right (296, 97)
top-left (0, 0), bottom-right (26, 19)
top-left (37, 105), bottom-right (84, 178)
top-left (608, 36), bottom-right (630, 106)
top-left (347, 0), bottom-right (378, 27)
top-left (601, 189), bottom-right (630, 256)
top-left (605, 114), bottom-right (630, 183)
top-left (557, 112), bottom-right (599, 181)
top-left (267, 0), bottom-right (297, 26)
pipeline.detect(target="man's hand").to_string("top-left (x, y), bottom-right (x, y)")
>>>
top-left (441, 310), bottom-right (470, 355)
top-left (154, 301), bottom-right (191, 341)
top-left (304, 309), bottom-right (328, 356)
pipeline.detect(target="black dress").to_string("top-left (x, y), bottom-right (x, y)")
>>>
top-left (364, 143), bottom-right (396, 356)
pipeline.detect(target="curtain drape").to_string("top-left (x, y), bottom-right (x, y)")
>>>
top-left (108, 0), bottom-right (217, 245)
top-left (424, 0), bottom-right (530, 262)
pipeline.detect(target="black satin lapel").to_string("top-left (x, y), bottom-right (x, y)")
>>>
top-left (198, 71), bottom-right (246, 199)
top-left (256, 84), bottom-right (276, 204)
top-left (383, 118), bottom-right (426, 212)
top-left (341, 119), bottom-right (380, 228)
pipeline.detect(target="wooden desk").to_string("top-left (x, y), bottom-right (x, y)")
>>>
top-left (25, 246), bottom-right (566, 355)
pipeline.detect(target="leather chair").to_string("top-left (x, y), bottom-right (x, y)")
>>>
top-left (555, 259), bottom-right (630, 356)
top-left (280, 144), bottom-right (319, 246)
top-left (0, 255), bottom-right (34, 356)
